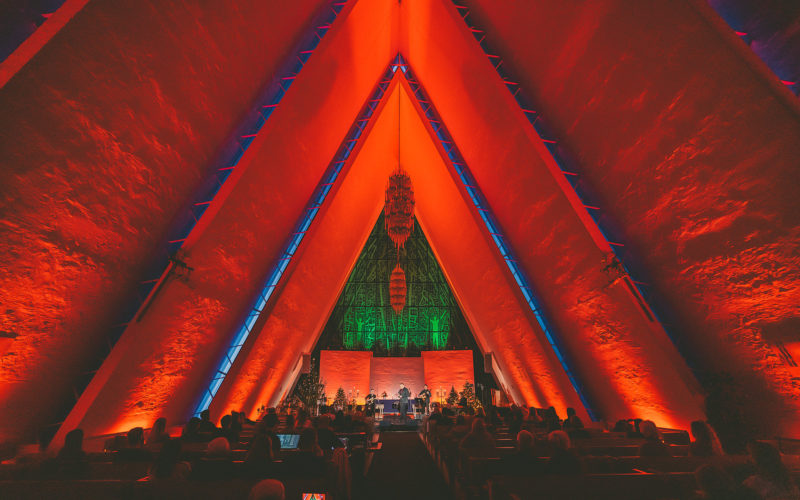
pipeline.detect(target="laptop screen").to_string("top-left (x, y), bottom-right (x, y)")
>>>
top-left (277, 433), bottom-right (300, 449)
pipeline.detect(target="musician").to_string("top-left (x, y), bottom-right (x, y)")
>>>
top-left (418, 384), bottom-right (432, 415)
top-left (398, 383), bottom-right (411, 420)
top-left (365, 388), bottom-right (377, 414)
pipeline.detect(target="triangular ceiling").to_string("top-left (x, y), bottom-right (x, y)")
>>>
top-left (206, 79), bottom-right (589, 422)
top-left (53, 0), bottom-right (712, 446)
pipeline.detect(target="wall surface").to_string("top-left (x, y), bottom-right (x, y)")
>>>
top-left (0, 0), bottom-right (327, 443)
top-left (401, 0), bottom-right (704, 429)
top-left (370, 357), bottom-right (425, 400)
top-left (319, 351), bottom-right (372, 405)
top-left (464, 0), bottom-right (800, 434)
top-left (210, 72), bottom-right (400, 421)
top-left (53, 0), bottom-right (395, 443)
top-left (422, 350), bottom-right (474, 404)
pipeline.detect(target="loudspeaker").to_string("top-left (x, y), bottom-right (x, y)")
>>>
top-left (484, 352), bottom-right (493, 374)
top-left (301, 353), bottom-right (311, 374)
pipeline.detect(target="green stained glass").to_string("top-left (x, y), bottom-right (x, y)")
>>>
top-left (320, 213), bottom-right (471, 352)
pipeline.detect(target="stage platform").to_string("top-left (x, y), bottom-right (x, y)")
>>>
top-left (377, 416), bottom-right (421, 431)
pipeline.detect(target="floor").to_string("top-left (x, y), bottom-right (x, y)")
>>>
top-left (354, 431), bottom-right (453, 500)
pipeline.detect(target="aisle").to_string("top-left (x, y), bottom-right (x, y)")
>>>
top-left (355, 431), bottom-right (453, 500)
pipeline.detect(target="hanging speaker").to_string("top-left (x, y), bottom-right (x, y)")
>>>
top-left (484, 352), bottom-right (493, 374)
top-left (301, 353), bottom-right (311, 374)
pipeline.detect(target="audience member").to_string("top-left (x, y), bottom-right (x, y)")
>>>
top-left (459, 418), bottom-right (497, 458)
top-left (743, 441), bottom-right (800, 500)
top-left (147, 438), bottom-right (191, 480)
top-left (248, 479), bottom-right (286, 500)
top-left (257, 412), bottom-right (282, 456)
top-left (284, 428), bottom-right (325, 476)
top-left (146, 417), bottom-right (169, 447)
top-left (546, 430), bottom-right (582, 475)
top-left (503, 429), bottom-right (545, 473)
top-left (207, 436), bottom-right (231, 458)
top-left (181, 417), bottom-right (205, 443)
top-left (316, 414), bottom-right (344, 455)
top-left (114, 427), bottom-right (151, 462)
top-left (543, 406), bottom-right (562, 432)
top-left (562, 407), bottom-right (584, 431)
top-left (244, 434), bottom-right (275, 478)
top-left (55, 428), bottom-right (89, 478)
top-left (690, 420), bottom-right (724, 457)
top-left (613, 419), bottom-right (633, 433)
top-left (198, 409), bottom-right (217, 433)
top-left (638, 420), bottom-right (671, 457)
top-left (693, 464), bottom-right (758, 500)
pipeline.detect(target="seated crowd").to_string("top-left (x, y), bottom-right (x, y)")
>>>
top-left (1, 405), bottom-right (381, 499)
top-left (422, 403), bottom-right (800, 500)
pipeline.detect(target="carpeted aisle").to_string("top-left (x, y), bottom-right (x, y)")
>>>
top-left (355, 431), bottom-right (453, 500)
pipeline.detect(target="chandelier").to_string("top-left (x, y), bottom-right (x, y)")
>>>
top-left (384, 169), bottom-right (415, 250)
top-left (389, 264), bottom-right (407, 315)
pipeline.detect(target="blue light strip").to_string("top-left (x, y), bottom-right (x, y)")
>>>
top-left (450, 2), bottom-right (699, 373)
top-left (194, 63), bottom-right (397, 415)
top-left (397, 55), bottom-right (598, 420)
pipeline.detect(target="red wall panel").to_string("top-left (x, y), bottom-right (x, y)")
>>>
top-left (209, 75), bottom-right (400, 420)
top-left (53, 0), bottom-right (396, 443)
top-left (0, 0), bottom-right (327, 443)
top-left (400, 0), bottom-right (704, 429)
top-left (422, 350), bottom-right (474, 405)
top-left (370, 357), bottom-right (425, 400)
top-left (397, 83), bottom-right (590, 420)
top-left (319, 351), bottom-right (372, 405)
top-left (463, 0), bottom-right (800, 435)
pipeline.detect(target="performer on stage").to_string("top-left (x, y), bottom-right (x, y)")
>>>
top-left (418, 384), bottom-right (432, 415)
top-left (398, 382), bottom-right (411, 420)
top-left (365, 388), bottom-right (377, 414)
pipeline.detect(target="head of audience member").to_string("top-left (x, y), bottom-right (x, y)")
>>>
top-left (748, 441), bottom-right (792, 490)
top-left (207, 436), bottom-right (231, 457)
top-left (298, 428), bottom-right (323, 457)
top-left (220, 414), bottom-right (232, 430)
top-left (59, 429), bottom-right (85, 458)
top-left (566, 408), bottom-right (577, 418)
top-left (248, 479), bottom-right (286, 500)
top-left (516, 430), bottom-right (535, 454)
top-left (296, 409), bottom-right (309, 428)
top-left (151, 438), bottom-right (183, 479)
top-left (694, 464), bottom-right (738, 500)
top-left (471, 417), bottom-right (489, 436)
top-left (148, 417), bottom-right (168, 445)
top-left (613, 419), bottom-right (632, 433)
top-left (548, 430), bottom-right (571, 451)
top-left (127, 427), bottom-right (145, 448)
top-left (318, 414), bottom-right (332, 430)
top-left (246, 434), bottom-right (274, 463)
top-left (200, 409), bottom-right (211, 422)
top-left (639, 420), bottom-right (660, 441)
top-left (264, 413), bottom-right (279, 430)
top-left (182, 417), bottom-right (201, 439)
